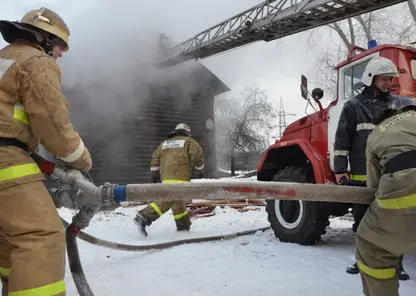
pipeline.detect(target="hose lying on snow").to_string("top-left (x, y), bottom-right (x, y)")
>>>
top-left (61, 218), bottom-right (270, 251)
top-left (62, 217), bottom-right (270, 296)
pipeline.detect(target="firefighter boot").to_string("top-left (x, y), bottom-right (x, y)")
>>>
top-left (1, 277), bottom-right (8, 296)
top-left (134, 213), bottom-right (150, 237)
top-left (398, 264), bottom-right (410, 281)
top-left (346, 262), bottom-right (359, 274)
top-left (176, 216), bottom-right (192, 232)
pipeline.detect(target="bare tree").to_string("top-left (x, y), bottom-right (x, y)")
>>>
top-left (215, 87), bottom-right (276, 175)
top-left (307, 3), bottom-right (414, 100)
top-left (407, 0), bottom-right (416, 22)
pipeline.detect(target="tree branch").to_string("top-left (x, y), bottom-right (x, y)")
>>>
top-left (330, 22), bottom-right (351, 49)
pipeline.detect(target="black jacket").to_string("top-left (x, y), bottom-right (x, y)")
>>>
top-left (333, 87), bottom-right (393, 182)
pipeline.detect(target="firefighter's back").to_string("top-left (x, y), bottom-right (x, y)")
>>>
top-left (0, 41), bottom-right (51, 189)
top-left (159, 135), bottom-right (193, 182)
top-left (369, 109), bottom-right (416, 199)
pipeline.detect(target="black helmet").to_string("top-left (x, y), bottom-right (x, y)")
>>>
top-left (373, 95), bottom-right (416, 125)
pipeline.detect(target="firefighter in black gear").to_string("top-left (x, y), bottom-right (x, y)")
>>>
top-left (333, 56), bottom-right (409, 280)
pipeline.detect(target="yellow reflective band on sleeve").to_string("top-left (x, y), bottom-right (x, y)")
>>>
top-left (8, 279), bottom-right (65, 296)
top-left (162, 180), bottom-right (188, 183)
top-left (350, 174), bottom-right (366, 181)
top-left (150, 202), bottom-right (163, 217)
top-left (174, 210), bottom-right (189, 220)
top-left (376, 193), bottom-right (416, 210)
top-left (13, 103), bottom-right (29, 125)
top-left (357, 260), bottom-right (396, 280)
top-left (0, 267), bottom-right (10, 277)
top-left (0, 163), bottom-right (41, 182)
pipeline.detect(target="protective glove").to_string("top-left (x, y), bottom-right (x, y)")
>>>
top-left (197, 170), bottom-right (204, 179)
top-left (151, 170), bottom-right (161, 183)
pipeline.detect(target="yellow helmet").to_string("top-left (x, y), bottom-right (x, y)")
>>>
top-left (20, 7), bottom-right (70, 51)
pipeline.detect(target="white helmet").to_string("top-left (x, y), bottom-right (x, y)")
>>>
top-left (175, 123), bottom-right (191, 134)
top-left (361, 57), bottom-right (399, 87)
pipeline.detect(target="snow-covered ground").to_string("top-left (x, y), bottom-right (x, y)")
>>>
top-left (60, 206), bottom-right (416, 296)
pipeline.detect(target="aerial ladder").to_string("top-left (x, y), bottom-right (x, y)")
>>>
top-left (156, 0), bottom-right (407, 67)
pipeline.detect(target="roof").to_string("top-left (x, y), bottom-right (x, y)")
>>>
top-left (155, 32), bottom-right (230, 96)
top-left (335, 44), bottom-right (416, 69)
top-left (151, 60), bottom-right (230, 97)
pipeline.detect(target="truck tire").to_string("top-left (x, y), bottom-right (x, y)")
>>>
top-left (266, 166), bottom-right (330, 245)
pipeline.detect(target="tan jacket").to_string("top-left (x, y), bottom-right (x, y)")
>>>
top-left (366, 110), bottom-right (416, 201)
top-left (0, 40), bottom-right (91, 189)
top-left (150, 135), bottom-right (204, 182)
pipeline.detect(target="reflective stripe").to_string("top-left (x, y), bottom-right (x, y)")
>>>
top-left (162, 180), bottom-right (188, 183)
top-left (13, 103), bottom-right (29, 125)
top-left (174, 210), bottom-right (189, 220)
top-left (162, 140), bottom-right (185, 150)
top-left (0, 58), bottom-right (15, 79)
top-left (195, 164), bottom-right (204, 170)
top-left (334, 150), bottom-right (349, 156)
top-left (350, 174), bottom-right (366, 181)
top-left (9, 279), bottom-right (65, 296)
top-left (376, 193), bottom-right (416, 210)
top-left (58, 139), bottom-right (85, 163)
top-left (0, 267), bottom-right (9, 277)
top-left (150, 166), bottom-right (160, 171)
top-left (379, 110), bottom-right (416, 133)
top-left (357, 123), bottom-right (375, 131)
top-left (150, 202), bottom-right (163, 217)
top-left (357, 260), bottom-right (396, 280)
top-left (0, 163), bottom-right (41, 182)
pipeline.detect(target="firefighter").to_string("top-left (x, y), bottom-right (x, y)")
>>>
top-left (333, 56), bottom-right (409, 279)
top-left (356, 95), bottom-right (416, 296)
top-left (134, 123), bottom-right (204, 237)
top-left (0, 8), bottom-right (92, 296)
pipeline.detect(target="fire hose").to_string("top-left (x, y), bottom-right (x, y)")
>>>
top-left (31, 153), bottom-right (376, 296)
top-left (33, 154), bottom-right (273, 296)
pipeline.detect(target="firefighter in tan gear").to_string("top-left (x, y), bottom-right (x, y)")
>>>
top-left (134, 123), bottom-right (204, 237)
top-left (356, 95), bottom-right (416, 296)
top-left (0, 8), bottom-right (92, 296)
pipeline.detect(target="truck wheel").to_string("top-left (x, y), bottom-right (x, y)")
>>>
top-left (266, 166), bottom-right (330, 245)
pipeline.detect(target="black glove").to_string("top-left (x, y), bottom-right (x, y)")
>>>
top-left (197, 170), bottom-right (204, 179)
top-left (151, 171), bottom-right (161, 183)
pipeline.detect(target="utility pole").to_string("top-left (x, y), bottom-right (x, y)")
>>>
top-left (276, 97), bottom-right (295, 139)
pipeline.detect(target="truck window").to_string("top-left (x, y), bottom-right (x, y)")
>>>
top-left (343, 60), bottom-right (370, 100)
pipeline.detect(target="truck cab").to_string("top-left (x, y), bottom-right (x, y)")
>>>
top-left (257, 42), bottom-right (416, 245)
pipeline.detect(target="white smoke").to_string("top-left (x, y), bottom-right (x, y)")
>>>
top-left (47, 0), bottom-right (215, 136)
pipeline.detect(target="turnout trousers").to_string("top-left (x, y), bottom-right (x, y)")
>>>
top-left (140, 200), bottom-right (191, 231)
top-left (0, 181), bottom-right (66, 295)
top-left (355, 195), bottom-right (416, 296)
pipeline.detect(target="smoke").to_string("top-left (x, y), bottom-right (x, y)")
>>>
top-left (50, 0), bottom-right (215, 147)
top-left (2, 1), bottom-right (229, 182)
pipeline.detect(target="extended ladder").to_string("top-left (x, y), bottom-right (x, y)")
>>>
top-left (157, 0), bottom-right (406, 67)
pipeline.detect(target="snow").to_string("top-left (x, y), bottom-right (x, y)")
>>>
top-left (59, 206), bottom-right (416, 296)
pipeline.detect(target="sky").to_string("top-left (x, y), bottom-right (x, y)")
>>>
top-left (0, 0), bottom-right (410, 140)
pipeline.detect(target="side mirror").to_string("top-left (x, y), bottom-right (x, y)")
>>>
top-left (300, 75), bottom-right (308, 100)
top-left (311, 88), bottom-right (324, 100)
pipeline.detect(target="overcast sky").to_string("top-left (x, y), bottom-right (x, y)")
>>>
top-left (0, 0), bottom-right (408, 136)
